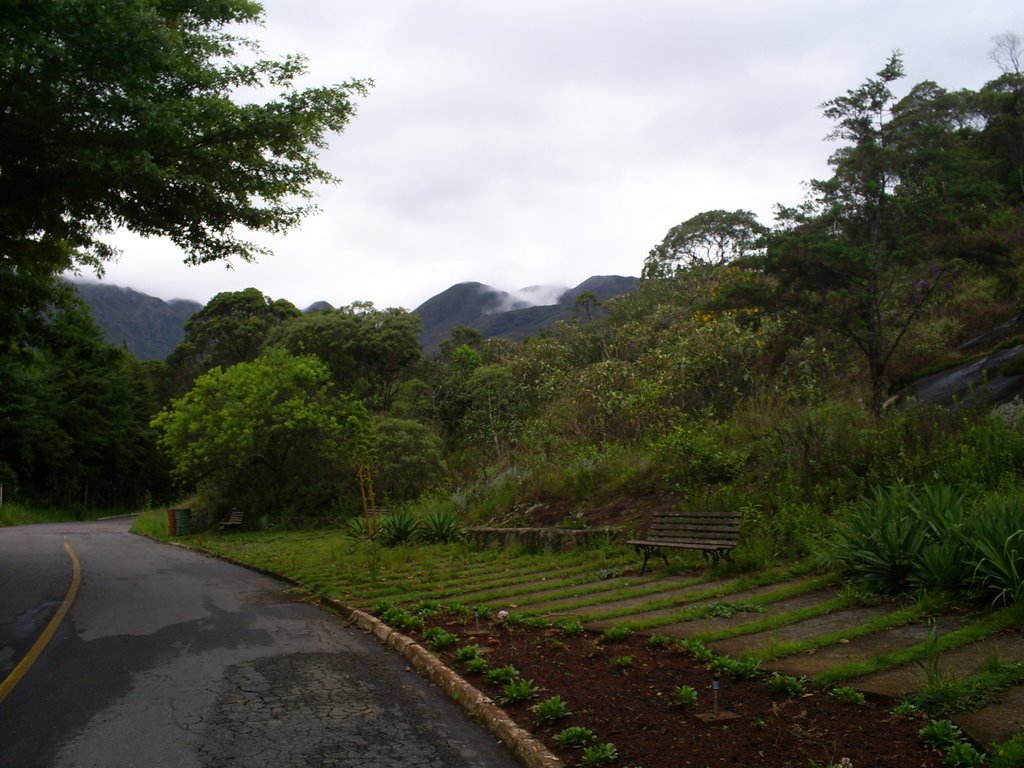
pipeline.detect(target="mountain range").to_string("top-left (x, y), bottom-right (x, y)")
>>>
top-left (71, 275), bottom-right (639, 361)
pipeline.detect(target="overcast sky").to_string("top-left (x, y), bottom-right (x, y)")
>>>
top-left (79, 0), bottom-right (1021, 311)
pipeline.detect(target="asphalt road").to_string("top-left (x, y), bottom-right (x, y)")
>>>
top-left (0, 517), bottom-right (521, 768)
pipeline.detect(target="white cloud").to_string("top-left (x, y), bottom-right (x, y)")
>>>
top-left (84, 0), bottom-right (1022, 310)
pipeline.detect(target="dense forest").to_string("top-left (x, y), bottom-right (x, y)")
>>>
top-left (3, 38), bottom-right (1024, 571)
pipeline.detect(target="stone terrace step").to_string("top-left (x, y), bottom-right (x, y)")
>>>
top-left (580, 576), bottom-right (825, 632)
top-left (953, 684), bottom-right (1024, 748)
top-left (851, 629), bottom-right (1024, 698)
top-left (527, 574), bottom-right (738, 615)
top-left (705, 603), bottom-right (897, 662)
top-left (759, 614), bottom-right (969, 678)
top-left (516, 573), bottom-right (708, 618)
top-left (655, 587), bottom-right (840, 640)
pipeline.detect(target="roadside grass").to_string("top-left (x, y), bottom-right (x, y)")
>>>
top-left (185, 528), bottom-right (640, 607)
top-left (2, 502), bottom-right (135, 527)
top-left (131, 508), bottom-right (171, 537)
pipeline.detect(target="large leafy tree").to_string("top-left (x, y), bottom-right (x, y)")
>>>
top-left (761, 53), bottom-right (1014, 415)
top-left (164, 287), bottom-right (300, 394)
top-left (0, 291), bottom-right (169, 508)
top-left (642, 209), bottom-right (768, 279)
top-left (0, 0), bottom-right (370, 279)
top-left (152, 349), bottom-right (360, 519)
top-left (265, 303), bottom-right (423, 410)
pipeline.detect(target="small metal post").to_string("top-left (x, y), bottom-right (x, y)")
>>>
top-left (712, 672), bottom-right (720, 717)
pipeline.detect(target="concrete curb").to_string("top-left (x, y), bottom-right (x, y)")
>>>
top-left (335, 601), bottom-right (564, 768)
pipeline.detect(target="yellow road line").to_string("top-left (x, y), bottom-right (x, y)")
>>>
top-left (0, 539), bottom-right (81, 704)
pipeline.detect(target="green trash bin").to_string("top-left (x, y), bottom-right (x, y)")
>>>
top-left (174, 508), bottom-right (192, 536)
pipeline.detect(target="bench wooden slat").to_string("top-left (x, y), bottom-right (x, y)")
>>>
top-left (219, 509), bottom-right (245, 528)
top-left (626, 511), bottom-right (741, 574)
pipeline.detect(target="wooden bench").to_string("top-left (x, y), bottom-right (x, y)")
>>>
top-left (219, 508), bottom-right (245, 529)
top-left (627, 511), bottom-right (741, 574)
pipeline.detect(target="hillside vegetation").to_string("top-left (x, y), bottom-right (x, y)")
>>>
top-left (4, 50), bottom-right (1024, 603)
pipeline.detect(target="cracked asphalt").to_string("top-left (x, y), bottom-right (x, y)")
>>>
top-left (0, 518), bottom-right (521, 768)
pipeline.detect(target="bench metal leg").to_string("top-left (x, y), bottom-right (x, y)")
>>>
top-left (634, 545), bottom-right (669, 575)
top-left (702, 548), bottom-right (733, 565)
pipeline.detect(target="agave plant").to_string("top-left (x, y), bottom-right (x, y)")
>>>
top-left (834, 485), bottom-right (926, 594)
top-left (377, 509), bottom-right (421, 546)
top-left (418, 507), bottom-right (465, 544)
top-left (964, 497), bottom-right (1024, 608)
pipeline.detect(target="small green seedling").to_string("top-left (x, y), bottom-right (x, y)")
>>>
top-left (671, 684), bottom-right (699, 708)
top-left (831, 686), bottom-right (866, 705)
top-left (485, 664), bottom-right (520, 685)
top-left (501, 677), bottom-right (537, 704)
top-left (554, 726), bottom-right (596, 749)
top-left (579, 742), bottom-right (618, 766)
top-left (602, 624), bottom-right (633, 643)
top-left (766, 672), bottom-right (806, 697)
top-left (532, 695), bottom-right (572, 725)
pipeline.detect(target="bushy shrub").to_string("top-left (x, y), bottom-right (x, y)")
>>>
top-left (648, 420), bottom-right (746, 491)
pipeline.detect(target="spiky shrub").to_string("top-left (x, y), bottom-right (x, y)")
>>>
top-left (464, 656), bottom-right (489, 674)
top-left (531, 695), bottom-right (572, 725)
top-left (344, 515), bottom-right (373, 540)
top-left (377, 509), bottom-right (421, 546)
top-left (911, 538), bottom-right (970, 593)
top-left (553, 726), bottom-right (596, 749)
top-left (418, 507), bottom-right (465, 544)
top-left (833, 485), bottom-right (927, 594)
top-left (963, 496), bottom-right (1024, 608)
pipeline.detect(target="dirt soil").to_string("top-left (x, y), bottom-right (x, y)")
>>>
top-left (426, 618), bottom-right (945, 768)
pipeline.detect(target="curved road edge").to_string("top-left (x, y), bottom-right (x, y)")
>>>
top-left (0, 539), bottom-right (81, 705)
top-left (340, 604), bottom-right (563, 768)
top-left (156, 536), bottom-right (564, 768)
